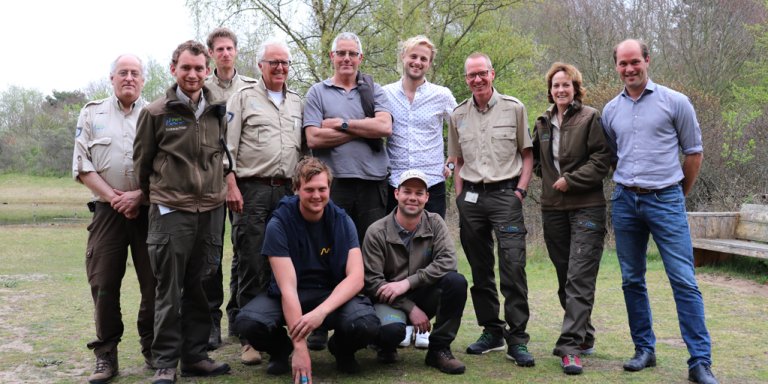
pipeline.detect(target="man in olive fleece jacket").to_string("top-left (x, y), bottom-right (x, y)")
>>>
top-left (363, 169), bottom-right (467, 374)
top-left (133, 40), bottom-right (230, 384)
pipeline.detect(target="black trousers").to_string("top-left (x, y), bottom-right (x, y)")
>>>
top-left (331, 178), bottom-right (388, 245)
top-left (375, 271), bottom-right (467, 351)
top-left (542, 206), bottom-right (605, 356)
top-left (235, 289), bottom-right (380, 357)
top-left (456, 187), bottom-right (530, 345)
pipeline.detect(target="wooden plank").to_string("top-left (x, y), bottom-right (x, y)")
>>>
top-left (692, 238), bottom-right (768, 260)
top-left (740, 204), bottom-right (768, 222)
top-left (687, 212), bottom-right (738, 239)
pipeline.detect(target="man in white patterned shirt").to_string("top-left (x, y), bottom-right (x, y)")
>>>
top-left (383, 35), bottom-right (457, 218)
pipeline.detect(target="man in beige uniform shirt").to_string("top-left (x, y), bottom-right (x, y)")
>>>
top-left (226, 37), bottom-right (304, 365)
top-left (205, 27), bottom-right (258, 103)
top-left (447, 52), bottom-right (535, 366)
top-left (202, 26), bottom-right (258, 351)
top-left (73, 53), bottom-right (155, 383)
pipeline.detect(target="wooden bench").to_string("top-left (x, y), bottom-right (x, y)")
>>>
top-left (687, 204), bottom-right (768, 266)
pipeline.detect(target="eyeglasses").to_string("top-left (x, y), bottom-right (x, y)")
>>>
top-left (116, 70), bottom-right (142, 79)
top-left (261, 60), bottom-right (291, 69)
top-left (334, 50), bottom-right (360, 58)
top-left (465, 70), bottom-right (490, 80)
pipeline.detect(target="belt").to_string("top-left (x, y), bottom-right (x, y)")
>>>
top-left (245, 176), bottom-right (291, 186)
top-left (464, 177), bottom-right (519, 192)
top-left (619, 184), bottom-right (676, 194)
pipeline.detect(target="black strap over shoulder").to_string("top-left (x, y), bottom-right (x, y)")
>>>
top-left (356, 71), bottom-right (383, 152)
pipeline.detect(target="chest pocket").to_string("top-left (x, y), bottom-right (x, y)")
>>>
top-left (491, 125), bottom-right (517, 163)
top-left (87, 137), bottom-right (112, 172)
top-left (244, 114), bottom-right (273, 147)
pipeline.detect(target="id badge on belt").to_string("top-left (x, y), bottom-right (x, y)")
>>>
top-left (464, 191), bottom-right (479, 204)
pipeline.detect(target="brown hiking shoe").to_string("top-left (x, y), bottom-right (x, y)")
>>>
top-left (180, 358), bottom-right (230, 377)
top-left (151, 367), bottom-right (176, 384)
top-left (425, 348), bottom-right (466, 374)
top-left (88, 351), bottom-right (118, 384)
top-left (240, 344), bottom-right (262, 365)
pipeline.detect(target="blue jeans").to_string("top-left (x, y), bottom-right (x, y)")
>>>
top-left (610, 184), bottom-right (711, 369)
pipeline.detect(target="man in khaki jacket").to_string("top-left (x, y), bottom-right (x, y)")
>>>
top-left (73, 53), bottom-right (155, 384)
top-left (447, 52), bottom-right (535, 366)
top-left (225, 37), bottom-right (304, 365)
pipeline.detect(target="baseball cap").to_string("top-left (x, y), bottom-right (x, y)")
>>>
top-left (397, 169), bottom-right (428, 188)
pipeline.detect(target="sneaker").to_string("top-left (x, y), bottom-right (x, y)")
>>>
top-left (180, 358), bottom-right (231, 377)
top-left (562, 354), bottom-right (583, 375)
top-left (425, 348), bottom-right (466, 374)
top-left (266, 354), bottom-right (290, 375)
top-left (399, 325), bottom-right (414, 347)
top-left (506, 344), bottom-right (535, 367)
top-left (466, 331), bottom-right (505, 355)
top-left (240, 344), bottom-right (262, 365)
top-left (688, 364), bottom-right (719, 384)
top-left (88, 351), bottom-right (118, 384)
top-left (151, 368), bottom-right (176, 384)
top-left (376, 349), bottom-right (399, 364)
top-left (414, 331), bottom-right (430, 349)
top-left (307, 329), bottom-right (328, 351)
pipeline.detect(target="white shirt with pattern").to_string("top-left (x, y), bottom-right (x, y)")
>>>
top-left (383, 79), bottom-right (457, 188)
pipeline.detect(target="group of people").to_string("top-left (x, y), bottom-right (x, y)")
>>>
top-left (72, 27), bottom-right (718, 384)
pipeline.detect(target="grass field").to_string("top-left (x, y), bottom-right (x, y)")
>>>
top-left (1, 174), bottom-right (767, 383)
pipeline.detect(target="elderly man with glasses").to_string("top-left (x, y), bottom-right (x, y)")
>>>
top-left (224, 37), bottom-right (305, 365)
top-left (446, 52), bottom-right (535, 367)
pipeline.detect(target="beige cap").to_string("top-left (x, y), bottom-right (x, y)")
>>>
top-left (397, 169), bottom-right (428, 188)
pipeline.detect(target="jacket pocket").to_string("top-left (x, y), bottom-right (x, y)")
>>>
top-left (87, 137), bottom-right (112, 173)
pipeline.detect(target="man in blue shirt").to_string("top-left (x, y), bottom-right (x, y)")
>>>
top-left (602, 39), bottom-right (718, 384)
top-left (234, 157), bottom-right (379, 382)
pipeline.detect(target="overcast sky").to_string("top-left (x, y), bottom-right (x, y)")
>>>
top-left (0, 0), bottom-right (196, 95)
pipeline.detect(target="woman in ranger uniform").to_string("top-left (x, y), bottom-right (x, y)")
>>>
top-left (532, 62), bottom-right (611, 375)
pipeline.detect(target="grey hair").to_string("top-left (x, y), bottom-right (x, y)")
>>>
top-left (464, 52), bottom-right (493, 73)
top-left (331, 32), bottom-right (363, 54)
top-left (110, 54), bottom-right (147, 78)
top-left (256, 38), bottom-right (292, 62)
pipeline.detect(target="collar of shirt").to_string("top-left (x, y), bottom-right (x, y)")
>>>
top-left (392, 211), bottom-right (420, 248)
top-left (470, 88), bottom-right (500, 112)
top-left (175, 85), bottom-right (207, 119)
top-left (211, 68), bottom-right (237, 89)
top-left (111, 95), bottom-right (145, 116)
top-left (322, 77), bottom-right (358, 91)
top-left (620, 78), bottom-right (657, 100)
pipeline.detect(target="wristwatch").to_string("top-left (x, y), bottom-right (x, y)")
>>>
top-left (447, 162), bottom-right (455, 170)
top-left (340, 119), bottom-right (349, 132)
top-left (515, 187), bottom-right (527, 199)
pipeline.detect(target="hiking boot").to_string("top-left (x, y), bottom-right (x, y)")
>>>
top-left (151, 368), bottom-right (176, 384)
top-left (88, 351), bottom-right (118, 384)
top-left (266, 354), bottom-right (290, 375)
top-left (506, 344), bottom-right (535, 367)
top-left (623, 350), bottom-right (656, 372)
top-left (414, 331), bottom-right (430, 349)
top-left (465, 331), bottom-right (505, 354)
top-left (562, 354), bottom-right (583, 375)
top-left (207, 323), bottom-right (222, 350)
top-left (377, 349), bottom-right (399, 364)
top-left (425, 348), bottom-right (466, 374)
top-left (180, 358), bottom-right (230, 377)
top-left (399, 325), bottom-right (414, 347)
top-left (328, 335), bottom-right (360, 373)
top-left (689, 364), bottom-right (719, 384)
top-left (307, 329), bottom-right (328, 351)
top-left (240, 344), bottom-right (262, 365)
